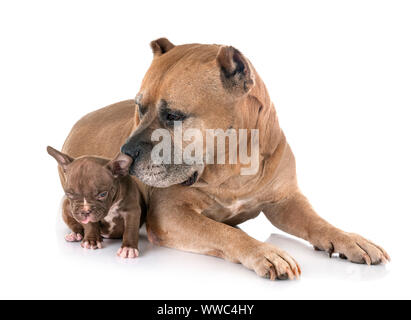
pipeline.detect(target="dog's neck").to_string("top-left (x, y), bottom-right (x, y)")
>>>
top-left (196, 74), bottom-right (288, 196)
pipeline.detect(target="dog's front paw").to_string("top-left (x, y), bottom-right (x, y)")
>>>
top-left (65, 232), bottom-right (83, 242)
top-left (81, 238), bottom-right (103, 250)
top-left (313, 232), bottom-right (390, 265)
top-left (117, 247), bottom-right (139, 259)
top-left (248, 243), bottom-right (301, 280)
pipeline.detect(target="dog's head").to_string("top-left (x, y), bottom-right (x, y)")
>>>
top-left (47, 146), bottom-right (132, 224)
top-left (121, 38), bottom-right (257, 188)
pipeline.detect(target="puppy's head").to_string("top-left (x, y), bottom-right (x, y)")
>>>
top-left (121, 38), bottom-right (255, 188)
top-left (47, 146), bottom-right (132, 224)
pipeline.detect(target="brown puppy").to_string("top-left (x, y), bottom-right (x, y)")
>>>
top-left (47, 146), bottom-right (144, 259)
top-left (60, 38), bottom-right (390, 280)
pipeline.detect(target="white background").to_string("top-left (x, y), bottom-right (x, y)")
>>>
top-left (0, 0), bottom-right (410, 300)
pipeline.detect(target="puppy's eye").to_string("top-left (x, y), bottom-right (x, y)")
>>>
top-left (97, 191), bottom-right (108, 199)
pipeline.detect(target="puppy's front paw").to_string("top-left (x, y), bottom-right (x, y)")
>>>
top-left (81, 239), bottom-right (103, 250)
top-left (117, 247), bottom-right (139, 259)
top-left (65, 232), bottom-right (83, 242)
top-left (313, 232), bottom-right (390, 265)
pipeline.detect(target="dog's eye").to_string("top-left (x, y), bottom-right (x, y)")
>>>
top-left (66, 192), bottom-right (75, 199)
top-left (159, 103), bottom-right (188, 126)
top-left (166, 112), bottom-right (186, 122)
top-left (97, 191), bottom-right (108, 199)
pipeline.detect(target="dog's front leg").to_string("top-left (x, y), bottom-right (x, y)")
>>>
top-left (147, 192), bottom-right (300, 280)
top-left (117, 208), bottom-right (141, 259)
top-left (263, 192), bottom-right (390, 265)
top-left (62, 197), bottom-right (84, 242)
top-left (81, 223), bottom-right (103, 250)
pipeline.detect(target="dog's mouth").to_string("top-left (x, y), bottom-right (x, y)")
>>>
top-left (76, 215), bottom-right (98, 224)
top-left (74, 210), bottom-right (106, 224)
top-left (181, 171), bottom-right (198, 187)
top-left (80, 216), bottom-right (92, 224)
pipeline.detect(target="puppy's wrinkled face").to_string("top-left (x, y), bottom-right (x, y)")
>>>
top-left (47, 147), bottom-right (132, 224)
top-left (121, 39), bottom-right (255, 188)
top-left (63, 158), bottom-right (117, 224)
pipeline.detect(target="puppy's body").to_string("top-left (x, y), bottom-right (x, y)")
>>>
top-left (48, 147), bottom-right (144, 258)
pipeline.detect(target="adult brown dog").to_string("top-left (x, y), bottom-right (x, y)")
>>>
top-left (64, 38), bottom-right (389, 280)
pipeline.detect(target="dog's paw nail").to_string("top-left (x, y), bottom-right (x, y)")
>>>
top-left (65, 232), bottom-right (82, 242)
top-left (65, 233), bottom-right (75, 242)
top-left (339, 253), bottom-right (347, 260)
top-left (118, 247), bottom-right (139, 259)
top-left (277, 273), bottom-right (289, 280)
top-left (363, 255), bottom-right (372, 266)
top-left (81, 241), bottom-right (91, 249)
top-left (327, 243), bottom-right (335, 258)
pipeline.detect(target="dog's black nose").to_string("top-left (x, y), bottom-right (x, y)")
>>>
top-left (121, 141), bottom-right (141, 161)
top-left (121, 139), bottom-right (154, 162)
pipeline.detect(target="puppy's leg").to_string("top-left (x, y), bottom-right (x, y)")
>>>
top-left (147, 196), bottom-right (300, 280)
top-left (62, 197), bottom-right (83, 242)
top-left (263, 192), bottom-right (390, 265)
top-left (117, 208), bottom-right (141, 259)
top-left (81, 223), bottom-right (103, 250)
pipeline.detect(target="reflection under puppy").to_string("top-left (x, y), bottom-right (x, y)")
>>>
top-left (47, 146), bottom-right (145, 259)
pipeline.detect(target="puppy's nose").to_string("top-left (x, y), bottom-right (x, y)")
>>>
top-left (81, 208), bottom-right (92, 215)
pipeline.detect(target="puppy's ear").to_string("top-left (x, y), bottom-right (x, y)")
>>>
top-left (107, 153), bottom-right (133, 178)
top-left (47, 146), bottom-right (73, 171)
top-left (150, 38), bottom-right (175, 57)
top-left (217, 46), bottom-right (255, 95)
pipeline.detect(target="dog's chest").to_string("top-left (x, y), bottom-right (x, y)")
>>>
top-left (224, 199), bottom-right (250, 214)
top-left (202, 197), bottom-right (255, 221)
top-left (100, 201), bottom-right (124, 238)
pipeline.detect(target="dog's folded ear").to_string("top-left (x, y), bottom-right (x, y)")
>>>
top-left (47, 146), bottom-right (73, 171)
top-left (217, 46), bottom-right (255, 96)
top-left (150, 38), bottom-right (175, 57)
top-left (107, 153), bottom-right (133, 178)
